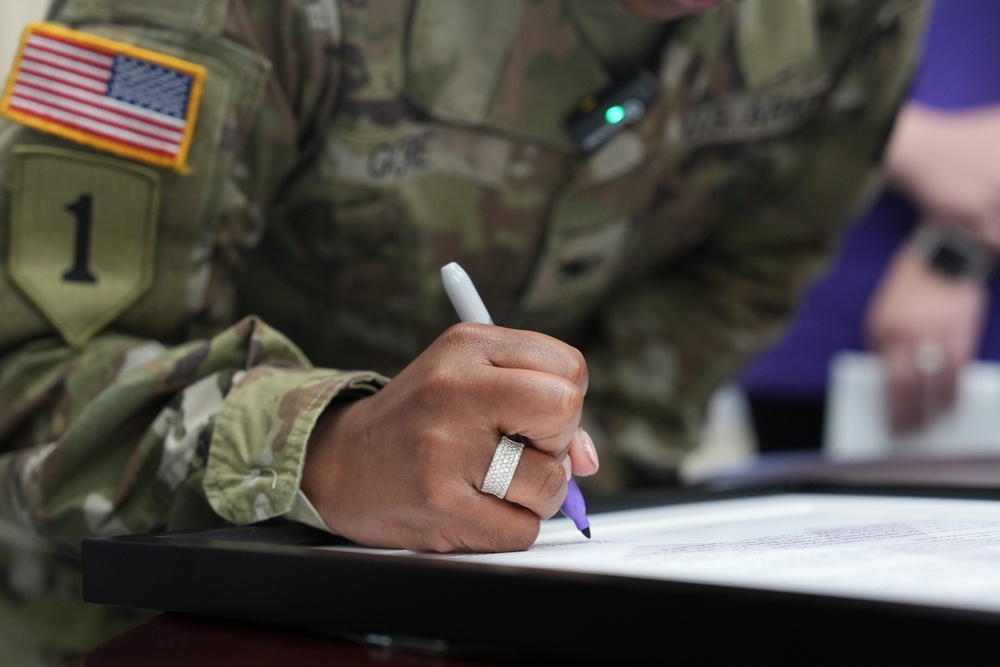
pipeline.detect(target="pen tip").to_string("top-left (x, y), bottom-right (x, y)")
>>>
top-left (582, 527), bottom-right (591, 539)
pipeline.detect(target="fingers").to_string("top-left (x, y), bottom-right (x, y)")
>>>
top-left (394, 443), bottom-right (565, 553)
top-left (400, 498), bottom-right (544, 554)
top-left (884, 341), bottom-right (959, 434)
top-left (884, 345), bottom-right (921, 433)
top-left (436, 323), bottom-right (589, 455)
top-left (409, 443), bottom-right (568, 552)
top-left (497, 445), bottom-right (568, 520)
top-left (444, 322), bottom-right (588, 391)
top-left (360, 490), bottom-right (545, 554)
top-left (465, 367), bottom-right (584, 456)
top-left (468, 428), bottom-right (599, 526)
top-left (567, 426), bottom-right (600, 476)
top-left (457, 505), bottom-right (541, 553)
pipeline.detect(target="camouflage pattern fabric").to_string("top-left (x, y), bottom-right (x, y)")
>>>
top-left (0, 0), bottom-right (928, 662)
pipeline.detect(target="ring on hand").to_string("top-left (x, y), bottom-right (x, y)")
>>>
top-left (481, 436), bottom-right (524, 499)
top-left (913, 340), bottom-right (946, 376)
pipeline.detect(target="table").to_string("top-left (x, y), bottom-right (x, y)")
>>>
top-left (67, 613), bottom-right (511, 667)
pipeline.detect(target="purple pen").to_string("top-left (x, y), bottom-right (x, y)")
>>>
top-left (442, 262), bottom-right (592, 538)
top-left (562, 477), bottom-right (591, 538)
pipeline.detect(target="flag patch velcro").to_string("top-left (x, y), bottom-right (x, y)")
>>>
top-left (0, 22), bottom-right (206, 171)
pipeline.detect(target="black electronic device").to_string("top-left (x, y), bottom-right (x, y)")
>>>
top-left (565, 69), bottom-right (660, 152)
top-left (912, 226), bottom-right (995, 280)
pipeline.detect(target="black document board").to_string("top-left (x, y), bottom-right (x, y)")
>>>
top-left (82, 484), bottom-right (1000, 664)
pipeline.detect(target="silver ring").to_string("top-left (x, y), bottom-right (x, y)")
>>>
top-left (913, 340), bottom-right (946, 376)
top-left (481, 436), bottom-right (524, 499)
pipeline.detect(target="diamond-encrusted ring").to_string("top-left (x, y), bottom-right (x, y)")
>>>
top-left (480, 436), bottom-right (524, 499)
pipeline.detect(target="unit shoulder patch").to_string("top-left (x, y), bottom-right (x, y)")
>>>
top-left (9, 146), bottom-right (161, 348)
top-left (0, 22), bottom-right (206, 171)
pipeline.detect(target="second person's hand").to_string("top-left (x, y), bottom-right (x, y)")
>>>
top-left (866, 233), bottom-right (988, 434)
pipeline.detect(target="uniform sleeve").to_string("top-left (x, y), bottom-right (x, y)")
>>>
top-left (0, 0), bottom-right (371, 553)
top-left (0, 317), bottom-right (386, 537)
top-left (578, 0), bottom-right (930, 491)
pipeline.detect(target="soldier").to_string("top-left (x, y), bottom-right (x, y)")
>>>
top-left (0, 0), bottom-right (928, 663)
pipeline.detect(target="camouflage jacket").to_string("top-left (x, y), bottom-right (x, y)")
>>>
top-left (0, 0), bottom-right (927, 661)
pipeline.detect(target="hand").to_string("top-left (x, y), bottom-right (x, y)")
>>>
top-left (865, 234), bottom-right (988, 434)
top-left (885, 103), bottom-right (1000, 252)
top-left (301, 323), bottom-right (599, 552)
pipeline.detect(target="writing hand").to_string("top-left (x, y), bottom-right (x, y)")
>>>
top-left (301, 323), bottom-right (598, 552)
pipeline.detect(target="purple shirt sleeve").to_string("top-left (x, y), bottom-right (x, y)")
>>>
top-left (910, 0), bottom-right (1000, 109)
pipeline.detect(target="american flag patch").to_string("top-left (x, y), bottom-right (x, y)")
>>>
top-left (0, 23), bottom-right (206, 171)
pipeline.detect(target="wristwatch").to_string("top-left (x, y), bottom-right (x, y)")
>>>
top-left (910, 226), bottom-right (996, 281)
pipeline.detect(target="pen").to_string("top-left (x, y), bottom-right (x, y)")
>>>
top-left (441, 261), bottom-right (591, 538)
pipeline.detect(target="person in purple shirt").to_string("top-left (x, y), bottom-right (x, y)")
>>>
top-left (740, 0), bottom-right (1000, 451)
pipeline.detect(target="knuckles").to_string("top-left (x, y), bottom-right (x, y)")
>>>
top-left (439, 322), bottom-right (589, 386)
top-left (438, 321), bottom-right (494, 352)
top-left (550, 377), bottom-right (585, 419)
top-left (563, 345), bottom-right (589, 390)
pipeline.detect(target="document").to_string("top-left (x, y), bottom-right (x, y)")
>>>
top-left (322, 493), bottom-right (1000, 613)
top-left (825, 351), bottom-right (1000, 460)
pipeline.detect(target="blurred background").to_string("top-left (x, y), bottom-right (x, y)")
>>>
top-left (1, 1), bottom-right (48, 74)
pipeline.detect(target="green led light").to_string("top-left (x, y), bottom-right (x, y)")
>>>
top-left (605, 105), bottom-right (626, 125)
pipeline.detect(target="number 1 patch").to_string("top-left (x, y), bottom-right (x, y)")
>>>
top-left (8, 146), bottom-right (160, 347)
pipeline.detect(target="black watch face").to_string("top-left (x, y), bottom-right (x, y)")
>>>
top-left (930, 242), bottom-right (970, 277)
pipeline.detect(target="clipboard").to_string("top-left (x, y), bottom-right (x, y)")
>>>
top-left (826, 352), bottom-right (1000, 460)
top-left (82, 483), bottom-right (1000, 664)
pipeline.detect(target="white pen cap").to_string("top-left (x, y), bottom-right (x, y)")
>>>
top-left (440, 262), bottom-right (493, 325)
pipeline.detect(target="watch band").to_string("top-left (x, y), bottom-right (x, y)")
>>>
top-left (910, 226), bottom-right (995, 281)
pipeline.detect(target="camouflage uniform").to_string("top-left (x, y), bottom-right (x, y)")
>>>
top-left (0, 0), bottom-right (927, 662)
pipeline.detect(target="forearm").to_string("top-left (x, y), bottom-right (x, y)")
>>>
top-left (0, 316), bottom-right (386, 548)
top-left (883, 103), bottom-right (1000, 253)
